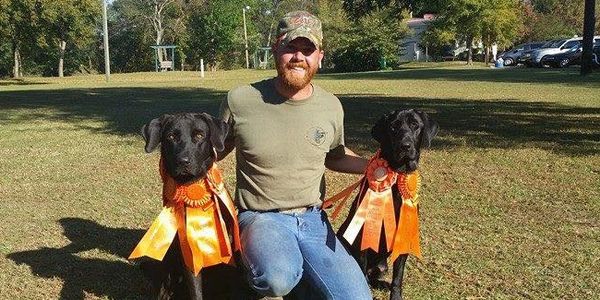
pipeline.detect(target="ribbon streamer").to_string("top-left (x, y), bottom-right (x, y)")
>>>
top-left (392, 171), bottom-right (422, 260)
top-left (129, 158), bottom-right (240, 275)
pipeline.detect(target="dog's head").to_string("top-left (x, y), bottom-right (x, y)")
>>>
top-left (371, 109), bottom-right (438, 172)
top-left (142, 113), bottom-right (229, 184)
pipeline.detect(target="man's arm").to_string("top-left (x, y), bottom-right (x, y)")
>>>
top-left (217, 97), bottom-right (235, 161)
top-left (325, 146), bottom-right (368, 174)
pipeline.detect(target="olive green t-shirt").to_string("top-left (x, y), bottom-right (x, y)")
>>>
top-left (219, 78), bottom-right (345, 211)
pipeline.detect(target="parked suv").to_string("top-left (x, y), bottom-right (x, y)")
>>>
top-left (529, 38), bottom-right (582, 67)
top-left (498, 42), bottom-right (544, 66)
top-left (529, 36), bottom-right (600, 67)
top-left (541, 39), bottom-right (600, 68)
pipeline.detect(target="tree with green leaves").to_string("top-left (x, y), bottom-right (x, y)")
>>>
top-left (480, 0), bottom-right (522, 65)
top-left (342, 0), bottom-right (443, 18)
top-left (519, 0), bottom-right (600, 42)
top-left (186, 0), bottom-right (247, 70)
top-left (0, 0), bottom-right (11, 76)
top-left (426, 0), bottom-right (522, 64)
top-left (329, 7), bottom-right (410, 71)
top-left (0, 0), bottom-right (40, 78)
top-left (317, 0), bottom-right (351, 68)
top-left (112, 0), bottom-right (186, 65)
top-left (108, 0), bottom-right (156, 72)
top-left (37, 0), bottom-right (99, 77)
top-left (431, 0), bottom-right (482, 64)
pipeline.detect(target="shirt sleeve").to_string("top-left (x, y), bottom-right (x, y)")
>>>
top-left (218, 94), bottom-right (236, 155)
top-left (328, 101), bottom-right (345, 158)
top-left (218, 94), bottom-right (233, 124)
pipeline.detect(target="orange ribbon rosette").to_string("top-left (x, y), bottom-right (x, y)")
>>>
top-left (129, 158), bottom-right (241, 275)
top-left (325, 150), bottom-right (423, 260)
top-left (342, 156), bottom-right (397, 252)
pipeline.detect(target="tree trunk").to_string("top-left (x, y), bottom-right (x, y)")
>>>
top-left (466, 36), bottom-right (473, 65)
top-left (581, 0), bottom-right (596, 76)
top-left (58, 40), bottom-right (66, 77)
top-left (13, 44), bottom-right (21, 79)
top-left (485, 45), bottom-right (490, 67)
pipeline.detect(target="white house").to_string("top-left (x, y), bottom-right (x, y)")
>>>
top-left (400, 14), bottom-right (435, 62)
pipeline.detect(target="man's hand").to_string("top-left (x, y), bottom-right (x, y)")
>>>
top-left (325, 146), bottom-right (368, 174)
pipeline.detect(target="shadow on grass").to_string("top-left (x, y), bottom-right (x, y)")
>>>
top-left (0, 87), bottom-right (598, 156)
top-left (0, 87), bottom-right (226, 136)
top-left (0, 78), bottom-right (49, 86)
top-left (7, 218), bottom-right (147, 299)
top-left (339, 95), bottom-right (600, 156)
top-left (320, 67), bottom-right (600, 86)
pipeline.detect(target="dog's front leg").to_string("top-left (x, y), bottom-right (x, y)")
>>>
top-left (358, 251), bottom-right (368, 278)
top-left (389, 254), bottom-right (408, 300)
top-left (183, 270), bottom-right (203, 300)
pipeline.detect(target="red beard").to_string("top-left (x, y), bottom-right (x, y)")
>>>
top-left (277, 60), bottom-right (317, 91)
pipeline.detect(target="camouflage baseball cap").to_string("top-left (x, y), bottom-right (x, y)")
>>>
top-left (276, 11), bottom-right (323, 48)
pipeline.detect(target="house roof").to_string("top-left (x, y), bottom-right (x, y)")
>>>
top-left (406, 14), bottom-right (436, 26)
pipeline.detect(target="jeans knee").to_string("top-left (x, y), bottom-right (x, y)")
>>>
top-left (252, 269), bottom-right (302, 297)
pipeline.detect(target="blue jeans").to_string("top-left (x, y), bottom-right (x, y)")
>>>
top-left (238, 206), bottom-right (372, 300)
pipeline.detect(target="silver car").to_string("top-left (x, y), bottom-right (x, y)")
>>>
top-left (531, 36), bottom-right (600, 67)
top-left (530, 38), bottom-right (582, 67)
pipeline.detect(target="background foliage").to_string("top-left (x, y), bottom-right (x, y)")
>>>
top-left (0, 0), bottom-right (597, 77)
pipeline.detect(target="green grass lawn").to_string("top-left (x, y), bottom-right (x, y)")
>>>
top-left (1, 63), bottom-right (599, 299)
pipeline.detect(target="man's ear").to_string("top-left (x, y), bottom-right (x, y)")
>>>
top-left (141, 117), bottom-right (162, 153)
top-left (371, 111), bottom-right (393, 144)
top-left (416, 110), bottom-right (439, 148)
top-left (318, 49), bottom-right (324, 67)
top-left (197, 113), bottom-right (229, 152)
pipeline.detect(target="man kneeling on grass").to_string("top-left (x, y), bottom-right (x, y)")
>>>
top-left (218, 10), bottom-right (372, 300)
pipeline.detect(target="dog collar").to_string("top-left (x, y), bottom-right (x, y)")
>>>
top-left (129, 157), bottom-right (241, 275)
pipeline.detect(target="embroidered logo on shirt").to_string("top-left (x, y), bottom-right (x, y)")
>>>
top-left (306, 126), bottom-right (327, 146)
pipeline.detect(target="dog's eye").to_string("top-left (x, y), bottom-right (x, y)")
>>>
top-left (167, 134), bottom-right (176, 140)
top-left (194, 132), bottom-right (203, 140)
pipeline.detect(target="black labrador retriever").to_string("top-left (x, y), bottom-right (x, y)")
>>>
top-left (138, 112), bottom-right (244, 300)
top-left (338, 109), bottom-right (438, 300)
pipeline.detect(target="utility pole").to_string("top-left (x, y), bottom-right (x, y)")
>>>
top-left (102, 0), bottom-right (111, 82)
top-left (581, 0), bottom-right (596, 76)
top-left (243, 6), bottom-right (250, 69)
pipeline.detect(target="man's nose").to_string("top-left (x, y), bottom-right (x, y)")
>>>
top-left (291, 50), bottom-right (305, 61)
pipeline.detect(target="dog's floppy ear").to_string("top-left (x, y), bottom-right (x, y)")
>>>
top-left (371, 111), bottom-right (393, 144)
top-left (197, 113), bottom-right (229, 152)
top-left (416, 110), bottom-right (439, 148)
top-left (141, 117), bottom-right (163, 153)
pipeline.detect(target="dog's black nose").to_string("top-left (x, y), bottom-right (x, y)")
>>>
top-left (178, 157), bottom-right (191, 165)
